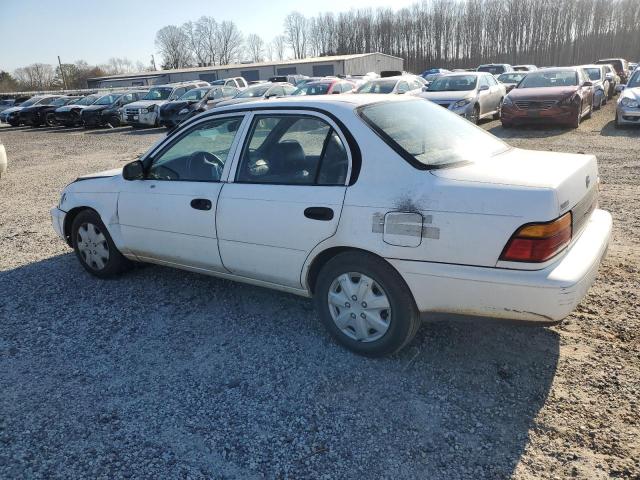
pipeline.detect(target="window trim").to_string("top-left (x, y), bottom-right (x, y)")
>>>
top-left (232, 113), bottom-right (350, 187)
top-left (142, 113), bottom-right (249, 183)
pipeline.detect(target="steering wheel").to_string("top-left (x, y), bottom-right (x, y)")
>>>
top-left (186, 151), bottom-right (225, 180)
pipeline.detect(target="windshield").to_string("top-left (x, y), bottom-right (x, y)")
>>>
top-left (584, 68), bottom-right (602, 81)
top-left (628, 71), bottom-right (640, 88)
top-left (518, 70), bottom-right (578, 88)
top-left (293, 83), bottom-right (331, 95)
top-left (20, 98), bottom-right (40, 107)
top-left (179, 88), bottom-right (208, 101)
top-left (144, 87), bottom-right (172, 100)
top-left (95, 94), bottom-right (120, 105)
top-left (236, 85), bottom-right (270, 98)
top-left (77, 95), bottom-right (100, 106)
top-left (498, 73), bottom-right (526, 83)
top-left (356, 80), bottom-right (397, 94)
top-left (424, 74), bottom-right (442, 81)
top-left (478, 65), bottom-right (505, 75)
top-left (428, 75), bottom-right (477, 91)
top-left (359, 99), bottom-right (508, 168)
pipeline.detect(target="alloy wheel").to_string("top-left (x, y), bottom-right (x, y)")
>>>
top-left (76, 222), bottom-right (110, 270)
top-left (327, 272), bottom-right (391, 342)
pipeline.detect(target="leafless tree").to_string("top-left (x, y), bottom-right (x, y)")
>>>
top-left (196, 16), bottom-right (219, 66)
top-left (217, 21), bottom-right (243, 65)
top-left (272, 35), bottom-right (287, 60)
top-left (14, 63), bottom-right (57, 90)
top-left (182, 21), bottom-right (208, 66)
top-left (284, 12), bottom-right (307, 59)
top-left (155, 25), bottom-right (193, 69)
top-left (246, 34), bottom-right (265, 62)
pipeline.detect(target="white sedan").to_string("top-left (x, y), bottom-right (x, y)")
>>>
top-left (0, 136), bottom-right (6, 178)
top-left (51, 95), bottom-right (612, 356)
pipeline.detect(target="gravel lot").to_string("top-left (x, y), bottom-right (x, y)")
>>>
top-left (0, 102), bottom-right (638, 479)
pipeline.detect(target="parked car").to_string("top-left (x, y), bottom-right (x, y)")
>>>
top-left (501, 67), bottom-right (595, 128)
top-left (0, 95), bottom-right (60, 126)
top-left (355, 76), bottom-right (424, 95)
top-left (419, 72), bottom-right (506, 124)
top-left (54, 94), bottom-right (102, 127)
top-left (267, 75), bottom-right (306, 86)
top-left (50, 95), bottom-right (612, 357)
top-left (580, 65), bottom-right (609, 109)
top-left (496, 72), bottom-right (528, 92)
top-left (210, 77), bottom-right (248, 89)
top-left (420, 68), bottom-right (450, 79)
top-left (123, 82), bottom-right (209, 127)
top-left (421, 72), bottom-right (448, 87)
top-left (0, 136), bottom-right (6, 178)
top-left (615, 69), bottom-right (640, 127)
top-left (214, 82), bottom-right (297, 107)
top-left (600, 64), bottom-right (620, 99)
top-left (596, 58), bottom-right (630, 84)
top-left (512, 65), bottom-right (537, 72)
top-left (628, 62), bottom-right (638, 72)
top-left (82, 91), bottom-right (148, 128)
top-left (158, 86), bottom-right (239, 128)
top-left (292, 79), bottom-right (355, 96)
top-left (0, 97), bottom-right (29, 113)
top-left (20, 96), bottom-right (82, 127)
top-left (477, 64), bottom-right (514, 76)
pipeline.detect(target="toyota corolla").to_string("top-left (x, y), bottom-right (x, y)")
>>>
top-left (51, 95), bottom-right (612, 356)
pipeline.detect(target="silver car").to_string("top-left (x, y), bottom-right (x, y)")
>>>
top-left (581, 65), bottom-right (609, 109)
top-left (418, 72), bottom-right (506, 124)
top-left (615, 69), bottom-right (640, 127)
top-left (0, 137), bottom-right (7, 179)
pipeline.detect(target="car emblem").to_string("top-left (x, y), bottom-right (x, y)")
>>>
top-left (585, 175), bottom-right (591, 189)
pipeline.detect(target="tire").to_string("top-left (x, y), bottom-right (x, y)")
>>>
top-left (614, 112), bottom-right (621, 128)
top-left (314, 251), bottom-right (421, 357)
top-left (584, 99), bottom-right (593, 119)
top-left (71, 210), bottom-right (131, 278)
top-left (570, 104), bottom-right (581, 129)
top-left (8, 120), bottom-right (18, 127)
top-left (493, 98), bottom-right (503, 120)
top-left (45, 112), bottom-right (57, 127)
top-left (107, 115), bottom-right (120, 127)
top-left (469, 105), bottom-right (480, 125)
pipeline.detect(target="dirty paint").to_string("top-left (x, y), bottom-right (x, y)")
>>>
top-left (372, 212), bottom-right (440, 239)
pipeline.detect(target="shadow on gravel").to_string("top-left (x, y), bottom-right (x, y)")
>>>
top-left (600, 120), bottom-right (640, 137)
top-left (0, 254), bottom-right (559, 479)
top-left (84, 126), bottom-right (133, 135)
top-left (488, 124), bottom-right (571, 140)
top-left (125, 127), bottom-right (167, 136)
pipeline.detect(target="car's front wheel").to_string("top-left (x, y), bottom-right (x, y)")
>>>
top-left (314, 251), bottom-right (421, 357)
top-left (71, 210), bottom-right (131, 278)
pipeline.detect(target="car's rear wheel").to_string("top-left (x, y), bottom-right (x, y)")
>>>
top-left (493, 99), bottom-right (503, 120)
top-left (314, 251), bottom-right (421, 357)
top-left (71, 210), bottom-right (131, 278)
top-left (469, 105), bottom-right (480, 124)
top-left (570, 104), bottom-right (582, 128)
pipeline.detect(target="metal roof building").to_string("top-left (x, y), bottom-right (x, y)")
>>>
top-left (87, 53), bottom-right (403, 88)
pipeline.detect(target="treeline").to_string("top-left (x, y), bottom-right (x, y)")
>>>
top-left (156, 0), bottom-right (640, 72)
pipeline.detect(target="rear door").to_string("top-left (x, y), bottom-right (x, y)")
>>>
top-left (217, 111), bottom-right (351, 287)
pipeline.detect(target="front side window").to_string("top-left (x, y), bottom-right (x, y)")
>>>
top-left (359, 99), bottom-right (509, 169)
top-left (236, 115), bottom-right (349, 185)
top-left (148, 116), bottom-right (243, 182)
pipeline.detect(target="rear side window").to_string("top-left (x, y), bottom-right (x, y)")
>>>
top-left (236, 115), bottom-right (349, 185)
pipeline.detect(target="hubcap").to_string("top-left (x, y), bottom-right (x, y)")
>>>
top-left (328, 272), bottom-right (391, 342)
top-left (77, 222), bottom-right (109, 270)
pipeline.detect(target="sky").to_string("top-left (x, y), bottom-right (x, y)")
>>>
top-left (0, 0), bottom-right (417, 72)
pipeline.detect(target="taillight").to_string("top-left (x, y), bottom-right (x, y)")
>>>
top-left (500, 212), bottom-right (572, 262)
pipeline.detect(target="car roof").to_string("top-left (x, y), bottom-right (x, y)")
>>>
top-left (442, 71), bottom-right (487, 77)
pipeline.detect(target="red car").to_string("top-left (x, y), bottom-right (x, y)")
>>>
top-left (292, 79), bottom-right (355, 96)
top-left (501, 67), bottom-right (595, 128)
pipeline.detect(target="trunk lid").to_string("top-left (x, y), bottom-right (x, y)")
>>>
top-left (432, 148), bottom-right (598, 222)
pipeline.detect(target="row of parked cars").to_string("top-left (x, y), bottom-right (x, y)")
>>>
top-left (416, 58), bottom-right (639, 128)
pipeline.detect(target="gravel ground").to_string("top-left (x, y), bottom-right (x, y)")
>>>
top-left (0, 102), bottom-right (638, 479)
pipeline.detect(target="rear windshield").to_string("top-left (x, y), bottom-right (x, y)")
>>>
top-left (293, 83), bottom-right (331, 95)
top-left (518, 70), bottom-right (578, 88)
top-left (356, 80), bottom-right (396, 94)
top-left (478, 65), bottom-right (506, 75)
top-left (498, 73), bottom-right (526, 83)
top-left (358, 100), bottom-right (509, 168)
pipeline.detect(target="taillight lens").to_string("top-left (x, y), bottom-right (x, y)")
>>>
top-left (500, 212), bottom-right (572, 262)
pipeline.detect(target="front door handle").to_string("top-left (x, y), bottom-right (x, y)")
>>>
top-left (190, 198), bottom-right (212, 211)
top-left (304, 207), bottom-right (334, 221)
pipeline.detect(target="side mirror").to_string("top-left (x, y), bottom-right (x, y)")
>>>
top-left (122, 160), bottom-right (145, 181)
top-left (583, 81), bottom-right (593, 87)
top-left (618, 84), bottom-right (626, 91)
top-left (479, 84), bottom-right (489, 91)
top-left (422, 85), bottom-right (429, 91)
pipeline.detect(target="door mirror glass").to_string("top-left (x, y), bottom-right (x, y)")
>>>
top-left (478, 84), bottom-right (489, 91)
top-left (583, 81), bottom-right (593, 87)
top-left (123, 160), bottom-right (145, 180)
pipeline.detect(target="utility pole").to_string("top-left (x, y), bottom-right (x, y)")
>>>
top-left (151, 54), bottom-right (157, 71)
top-left (57, 55), bottom-right (68, 90)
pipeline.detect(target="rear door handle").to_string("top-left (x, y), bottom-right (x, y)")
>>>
top-left (190, 198), bottom-right (212, 211)
top-left (304, 207), bottom-right (334, 221)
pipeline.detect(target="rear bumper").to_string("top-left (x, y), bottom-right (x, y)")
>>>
top-left (389, 209), bottom-right (612, 322)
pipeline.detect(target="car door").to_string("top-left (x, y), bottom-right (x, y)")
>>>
top-left (117, 114), bottom-right (247, 272)
top-left (486, 74), bottom-right (504, 111)
top-left (217, 112), bottom-right (351, 288)
top-left (476, 75), bottom-right (492, 115)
